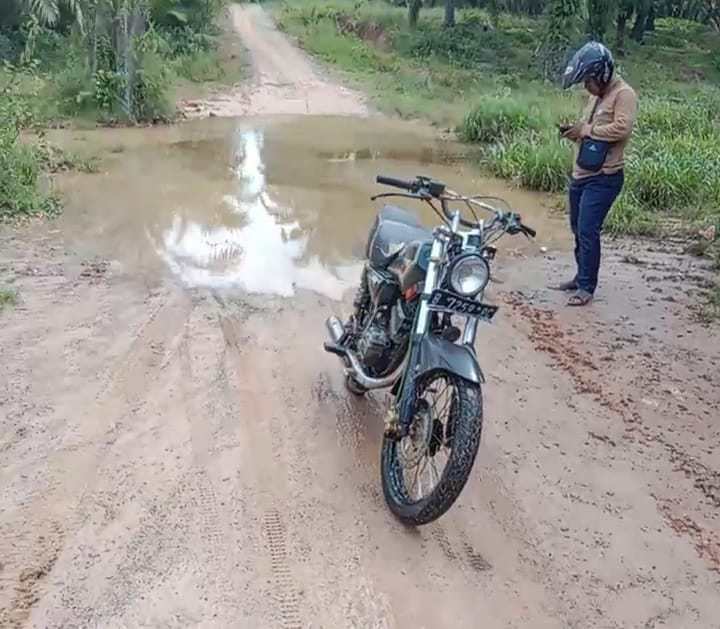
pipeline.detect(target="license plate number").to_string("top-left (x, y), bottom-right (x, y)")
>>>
top-left (428, 289), bottom-right (498, 321)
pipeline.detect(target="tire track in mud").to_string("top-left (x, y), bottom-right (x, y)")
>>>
top-left (0, 290), bottom-right (194, 627)
top-left (264, 510), bottom-right (303, 629)
top-left (503, 292), bottom-right (720, 571)
top-left (220, 305), bottom-right (402, 628)
top-left (313, 368), bottom-right (496, 578)
top-left (177, 303), bottom-right (245, 613)
top-left (217, 309), bottom-right (307, 628)
top-left (32, 295), bottom-right (259, 627)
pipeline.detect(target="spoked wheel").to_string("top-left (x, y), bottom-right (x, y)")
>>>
top-left (380, 372), bottom-right (483, 526)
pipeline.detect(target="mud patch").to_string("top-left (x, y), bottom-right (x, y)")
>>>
top-left (79, 258), bottom-right (112, 283)
top-left (657, 500), bottom-right (720, 571)
top-left (0, 522), bottom-right (63, 629)
top-left (503, 289), bottom-right (720, 571)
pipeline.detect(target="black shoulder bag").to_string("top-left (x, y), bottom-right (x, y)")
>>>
top-left (576, 97), bottom-right (617, 172)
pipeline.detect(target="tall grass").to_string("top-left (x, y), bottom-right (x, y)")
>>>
top-left (458, 90), bottom-right (720, 234)
top-left (278, 2), bottom-right (720, 243)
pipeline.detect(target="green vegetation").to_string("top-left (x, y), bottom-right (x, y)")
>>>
top-left (1, 0), bottom-right (241, 125)
top-left (1, 0), bottom-right (243, 221)
top-left (276, 0), bottom-right (720, 243)
top-left (0, 286), bottom-right (18, 311)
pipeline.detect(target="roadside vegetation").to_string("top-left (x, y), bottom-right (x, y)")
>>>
top-left (277, 1), bottom-right (719, 233)
top-left (276, 0), bottom-right (720, 311)
top-left (1, 0), bottom-right (243, 221)
top-left (0, 286), bottom-right (18, 312)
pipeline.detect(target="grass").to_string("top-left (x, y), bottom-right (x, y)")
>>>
top-left (0, 286), bottom-right (18, 311)
top-left (0, 6), bottom-right (245, 222)
top-left (4, 7), bottom-right (248, 128)
top-left (276, 1), bottom-right (720, 244)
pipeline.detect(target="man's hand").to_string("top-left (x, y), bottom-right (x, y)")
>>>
top-left (562, 124), bottom-right (584, 141)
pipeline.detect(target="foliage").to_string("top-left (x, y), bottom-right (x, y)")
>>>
top-left (0, 64), bottom-right (62, 221)
top-left (1, 0), bottom-right (233, 125)
top-left (278, 1), bottom-right (720, 242)
top-left (0, 286), bottom-right (18, 311)
top-left (458, 89), bottom-right (720, 234)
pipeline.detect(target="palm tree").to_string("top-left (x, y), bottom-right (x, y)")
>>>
top-left (22, 0), bottom-right (85, 29)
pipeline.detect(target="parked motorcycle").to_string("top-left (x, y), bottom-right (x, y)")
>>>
top-left (323, 174), bottom-right (536, 526)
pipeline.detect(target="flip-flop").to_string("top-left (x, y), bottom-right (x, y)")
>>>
top-left (548, 279), bottom-right (577, 291)
top-left (567, 289), bottom-right (593, 306)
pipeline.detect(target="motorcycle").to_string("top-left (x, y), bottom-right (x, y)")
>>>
top-left (323, 174), bottom-right (537, 526)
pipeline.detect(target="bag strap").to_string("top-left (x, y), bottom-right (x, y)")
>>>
top-left (587, 85), bottom-right (630, 124)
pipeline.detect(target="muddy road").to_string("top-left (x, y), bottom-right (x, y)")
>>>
top-left (2, 5), bottom-right (719, 629)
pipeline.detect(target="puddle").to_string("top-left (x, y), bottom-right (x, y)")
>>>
top-left (54, 116), bottom-right (570, 299)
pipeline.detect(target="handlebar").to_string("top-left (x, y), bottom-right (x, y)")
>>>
top-left (374, 173), bottom-right (537, 239)
top-left (521, 224), bottom-right (537, 238)
top-left (375, 175), bottom-right (415, 191)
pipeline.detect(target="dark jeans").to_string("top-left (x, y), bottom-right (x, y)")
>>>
top-left (568, 170), bottom-right (624, 294)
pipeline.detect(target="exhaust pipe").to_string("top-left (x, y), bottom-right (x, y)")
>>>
top-left (324, 315), bottom-right (406, 390)
top-left (325, 315), bottom-right (345, 344)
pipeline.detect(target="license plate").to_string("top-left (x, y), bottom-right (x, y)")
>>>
top-left (428, 289), bottom-right (498, 321)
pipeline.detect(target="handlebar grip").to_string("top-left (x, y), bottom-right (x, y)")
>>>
top-left (521, 224), bottom-right (537, 238)
top-left (376, 175), bottom-right (414, 191)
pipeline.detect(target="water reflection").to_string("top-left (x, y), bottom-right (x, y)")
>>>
top-left (152, 126), bottom-right (361, 299)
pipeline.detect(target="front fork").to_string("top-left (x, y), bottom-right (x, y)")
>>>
top-left (387, 234), bottom-right (447, 438)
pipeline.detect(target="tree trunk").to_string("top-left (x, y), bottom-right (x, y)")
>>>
top-left (646, 5), bottom-right (656, 31)
top-left (615, 11), bottom-right (629, 55)
top-left (630, 8), bottom-right (648, 42)
top-left (443, 0), bottom-right (455, 27)
top-left (408, 0), bottom-right (421, 29)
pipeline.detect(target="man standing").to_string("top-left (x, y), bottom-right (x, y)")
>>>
top-left (552, 42), bottom-right (638, 306)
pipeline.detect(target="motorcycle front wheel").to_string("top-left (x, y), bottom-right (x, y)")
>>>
top-left (380, 371), bottom-right (483, 526)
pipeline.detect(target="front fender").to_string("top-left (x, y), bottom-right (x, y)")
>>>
top-left (415, 334), bottom-right (485, 385)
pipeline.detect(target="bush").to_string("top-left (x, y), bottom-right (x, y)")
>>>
top-left (459, 85), bottom-right (720, 232)
top-left (53, 35), bottom-right (174, 124)
top-left (458, 95), bottom-right (551, 143)
top-left (0, 69), bottom-right (60, 220)
top-left (483, 131), bottom-right (572, 192)
top-left (172, 50), bottom-right (224, 82)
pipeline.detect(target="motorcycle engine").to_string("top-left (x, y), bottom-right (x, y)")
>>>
top-left (357, 313), bottom-right (393, 374)
top-left (357, 301), bottom-right (416, 375)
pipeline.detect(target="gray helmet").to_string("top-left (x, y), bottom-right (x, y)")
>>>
top-left (562, 41), bottom-right (615, 90)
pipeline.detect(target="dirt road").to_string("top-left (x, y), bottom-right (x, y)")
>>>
top-left (1, 5), bottom-right (719, 629)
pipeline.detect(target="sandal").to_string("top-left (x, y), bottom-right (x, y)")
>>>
top-left (567, 289), bottom-right (593, 306)
top-left (548, 279), bottom-right (577, 291)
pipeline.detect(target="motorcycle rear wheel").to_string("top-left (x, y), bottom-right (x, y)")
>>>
top-left (380, 372), bottom-right (483, 526)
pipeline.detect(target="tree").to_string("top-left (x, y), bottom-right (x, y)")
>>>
top-left (408, 0), bottom-right (421, 29)
top-left (586, 0), bottom-right (617, 41)
top-left (534, 0), bottom-right (582, 81)
top-left (21, 0), bottom-right (84, 28)
top-left (443, 0), bottom-right (455, 27)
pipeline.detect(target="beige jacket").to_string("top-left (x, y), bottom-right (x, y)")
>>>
top-left (572, 78), bottom-right (639, 180)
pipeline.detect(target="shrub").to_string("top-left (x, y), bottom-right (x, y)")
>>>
top-left (461, 85), bottom-right (720, 231)
top-left (482, 131), bottom-right (572, 192)
top-left (172, 50), bottom-right (224, 82)
top-left (0, 68), bottom-right (60, 220)
top-left (458, 95), bottom-right (551, 143)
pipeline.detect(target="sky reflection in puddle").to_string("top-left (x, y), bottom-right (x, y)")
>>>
top-left (152, 126), bottom-right (361, 299)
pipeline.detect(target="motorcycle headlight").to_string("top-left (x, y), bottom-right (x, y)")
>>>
top-left (448, 255), bottom-right (490, 296)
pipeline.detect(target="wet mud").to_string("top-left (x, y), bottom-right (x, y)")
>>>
top-left (1, 5), bottom-right (719, 629)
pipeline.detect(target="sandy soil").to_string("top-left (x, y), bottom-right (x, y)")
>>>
top-left (1, 5), bottom-right (719, 629)
top-left (179, 5), bottom-right (368, 118)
